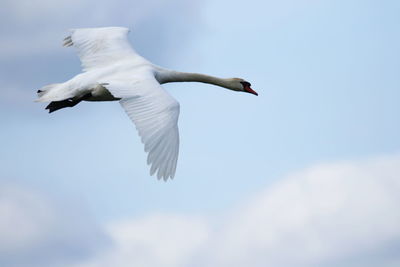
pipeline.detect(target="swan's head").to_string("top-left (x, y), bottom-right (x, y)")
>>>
top-left (228, 78), bottom-right (258, 96)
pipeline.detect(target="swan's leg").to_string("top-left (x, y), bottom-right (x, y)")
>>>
top-left (46, 93), bottom-right (92, 113)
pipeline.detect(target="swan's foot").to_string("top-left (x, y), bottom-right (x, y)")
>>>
top-left (45, 93), bottom-right (92, 113)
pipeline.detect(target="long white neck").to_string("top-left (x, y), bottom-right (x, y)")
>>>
top-left (155, 69), bottom-right (236, 90)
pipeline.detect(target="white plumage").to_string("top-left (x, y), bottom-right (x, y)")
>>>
top-left (37, 27), bottom-right (257, 180)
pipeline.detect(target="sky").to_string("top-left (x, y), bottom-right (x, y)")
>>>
top-left (1, 0), bottom-right (400, 266)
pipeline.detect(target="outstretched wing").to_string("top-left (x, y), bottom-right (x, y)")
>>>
top-left (104, 77), bottom-right (180, 181)
top-left (63, 27), bottom-right (140, 71)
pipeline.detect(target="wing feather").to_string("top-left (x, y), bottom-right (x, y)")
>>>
top-left (105, 78), bottom-right (180, 180)
top-left (64, 27), bottom-right (140, 71)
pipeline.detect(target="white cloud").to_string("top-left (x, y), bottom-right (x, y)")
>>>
top-left (209, 155), bottom-right (400, 267)
top-left (3, 154), bottom-right (400, 267)
top-left (74, 215), bottom-right (208, 267)
top-left (0, 182), bottom-right (109, 267)
top-left (75, 154), bottom-right (400, 267)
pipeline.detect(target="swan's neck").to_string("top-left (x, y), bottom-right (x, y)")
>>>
top-left (156, 69), bottom-right (234, 90)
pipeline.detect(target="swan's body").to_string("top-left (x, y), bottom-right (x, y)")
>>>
top-left (36, 27), bottom-right (257, 180)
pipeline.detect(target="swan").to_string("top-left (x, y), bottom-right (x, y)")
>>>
top-left (36, 27), bottom-right (257, 181)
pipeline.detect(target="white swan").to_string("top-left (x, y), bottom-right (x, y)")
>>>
top-left (36, 27), bottom-right (257, 180)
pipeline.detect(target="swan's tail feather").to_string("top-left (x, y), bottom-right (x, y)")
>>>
top-left (36, 83), bottom-right (59, 97)
top-left (35, 83), bottom-right (76, 103)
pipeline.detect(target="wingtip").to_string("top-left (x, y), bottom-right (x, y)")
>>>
top-left (63, 36), bottom-right (73, 47)
top-left (151, 168), bottom-right (175, 182)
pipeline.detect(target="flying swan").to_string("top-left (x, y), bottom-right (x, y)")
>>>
top-left (36, 27), bottom-right (258, 180)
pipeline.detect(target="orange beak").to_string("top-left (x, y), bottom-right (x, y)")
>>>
top-left (244, 86), bottom-right (258, 96)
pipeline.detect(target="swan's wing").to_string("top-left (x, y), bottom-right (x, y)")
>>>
top-left (63, 27), bottom-right (140, 72)
top-left (104, 78), bottom-right (180, 181)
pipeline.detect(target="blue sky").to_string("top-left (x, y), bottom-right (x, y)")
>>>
top-left (1, 0), bottom-right (400, 266)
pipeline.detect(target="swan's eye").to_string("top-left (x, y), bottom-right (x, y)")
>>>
top-left (240, 81), bottom-right (251, 88)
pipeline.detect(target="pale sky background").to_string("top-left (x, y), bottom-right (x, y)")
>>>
top-left (1, 0), bottom-right (400, 266)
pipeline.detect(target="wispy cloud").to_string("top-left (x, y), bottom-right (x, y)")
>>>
top-left (1, 0), bottom-right (202, 61)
